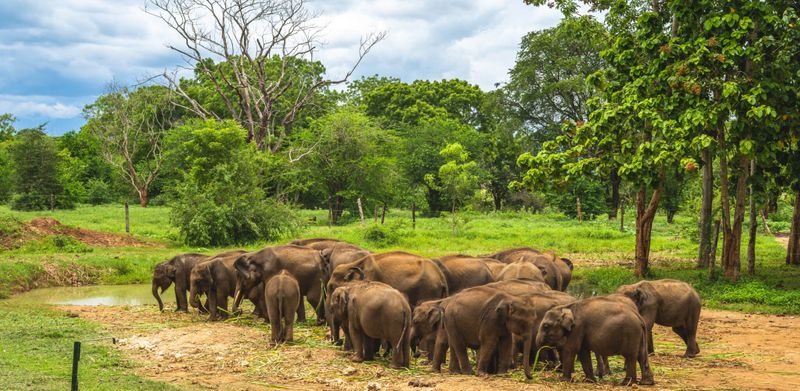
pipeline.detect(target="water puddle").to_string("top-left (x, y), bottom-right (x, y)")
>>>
top-left (7, 284), bottom-right (170, 306)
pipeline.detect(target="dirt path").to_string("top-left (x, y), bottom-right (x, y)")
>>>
top-left (57, 304), bottom-right (800, 391)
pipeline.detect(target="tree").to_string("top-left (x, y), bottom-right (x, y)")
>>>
top-left (520, 1), bottom-right (695, 277)
top-left (146, 0), bottom-right (384, 152)
top-left (167, 119), bottom-right (301, 246)
top-left (0, 114), bottom-right (16, 202)
top-left (10, 127), bottom-right (69, 210)
top-left (0, 113), bottom-right (15, 142)
top-left (426, 143), bottom-right (481, 235)
top-left (300, 107), bottom-right (396, 224)
top-left (84, 85), bottom-right (179, 207)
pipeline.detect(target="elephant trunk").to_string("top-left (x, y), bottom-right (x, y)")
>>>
top-left (522, 335), bottom-right (533, 380)
top-left (189, 282), bottom-right (200, 310)
top-left (152, 281), bottom-right (164, 311)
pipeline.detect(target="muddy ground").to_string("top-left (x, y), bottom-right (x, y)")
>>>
top-left (59, 302), bottom-right (800, 391)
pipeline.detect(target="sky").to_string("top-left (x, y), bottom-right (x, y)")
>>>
top-left (0, 0), bottom-right (569, 135)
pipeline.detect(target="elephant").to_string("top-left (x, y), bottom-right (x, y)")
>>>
top-left (290, 237), bottom-right (344, 251)
top-left (488, 247), bottom-right (573, 291)
top-left (333, 281), bottom-right (412, 368)
top-left (432, 254), bottom-right (495, 293)
top-left (536, 296), bottom-right (655, 385)
top-left (481, 258), bottom-right (509, 280)
top-left (442, 286), bottom-right (537, 378)
top-left (265, 270), bottom-right (301, 344)
top-left (616, 279), bottom-right (701, 357)
top-left (410, 298), bottom-right (449, 364)
top-left (189, 252), bottom-right (243, 321)
top-left (320, 242), bottom-right (371, 284)
top-left (487, 247), bottom-right (563, 290)
top-left (512, 290), bottom-right (577, 371)
top-left (483, 278), bottom-right (551, 295)
top-left (327, 251), bottom-right (448, 309)
top-left (151, 253), bottom-right (208, 312)
top-left (496, 260), bottom-right (546, 282)
top-left (326, 251), bottom-right (447, 347)
top-left (233, 245), bottom-right (325, 324)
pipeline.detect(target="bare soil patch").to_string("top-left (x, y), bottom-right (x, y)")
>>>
top-left (1, 217), bottom-right (158, 249)
top-left (57, 303), bottom-right (800, 391)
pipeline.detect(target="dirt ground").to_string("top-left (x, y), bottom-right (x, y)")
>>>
top-left (58, 303), bottom-right (800, 391)
top-left (1, 217), bottom-right (157, 249)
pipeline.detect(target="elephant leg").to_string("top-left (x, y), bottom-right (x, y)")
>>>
top-left (620, 354), bottom-right (637, 386)
top-left (638, 342), bottom-right (655, 385)
top-left (647, 323), bottom-right (655, 354)
top-left (578, 350), bottom-right (596, 383)
top-left (350, 329), bottom-right (365, 363)
top-left (447, 349), bottom-right (459, 373)
top-left (496, 334), bottom-right (513, 374)
top-left (381, 340), bottom-right (391, 358)
top-left (477, 336), bottom-right (498, 375)
top-left (686, 318), bottom-right (700, 357)
top-left (363, 336), bottom-right (377, 361)
top-left (431, 329), bottom-right (448, 372)
top-left (447, 330), bottom-right (472, 375)
top-left (174, 280), bottom-right (188, 312)
top-left (296, 295), bottom-right (306, 323)
top-left (284, 310), bottom-right (295, 343)
top-left (595, 353), bottom-right (610, 377)
top-left (560, 348), bottom-right (576, 382)
top-left (306, 282), bottom-right (325, 326)
top-left (208, 290), bottom-right (218, 321)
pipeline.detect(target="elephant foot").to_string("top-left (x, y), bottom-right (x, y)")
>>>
top-left (560, 375), bottom-right (572, 383)
top-left (639, 374), bottom-right (655, 385)
top-left (333, 339), bottom-right (343, 346)
top-left (684, 348), bottom-right (699, 358)
top-left (618, 378), bottom-right (636, 387)
top-left (583, 377), bottom-right (597, 384)
top-left (315, 318), bottom-right (326, 326)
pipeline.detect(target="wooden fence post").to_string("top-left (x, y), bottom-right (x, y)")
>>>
top-left (412, 203), bottom-right (416, 230)
top-left (124, 202), bottom-right (130, 235)
top-left (357, 198), bottom-right (365, 226)
top-left (381, 203), bottom-right (387, 225)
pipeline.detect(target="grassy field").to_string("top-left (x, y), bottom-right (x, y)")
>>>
top-left (1, 203), bottom-right (799, 389)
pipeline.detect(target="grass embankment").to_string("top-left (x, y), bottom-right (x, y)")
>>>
top-left (1, 204), bottom-right (799, 314)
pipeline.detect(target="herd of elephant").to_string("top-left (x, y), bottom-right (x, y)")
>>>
top-left (151, 238), bottom-right (702, 385)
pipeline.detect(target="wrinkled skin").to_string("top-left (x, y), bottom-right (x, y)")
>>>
top-left (189, 253), bottom-right (242, 321)
top-left (481, 258), bottom-right (509, 281)
top-left (496, 260), bottom-right (546, 283)
top-left (233, 245), bottom-right (325, 324)
top-left (442, 286), bottom-right (537, 378)
top-left (320, 243), bottom-right (371, 284)
top-left (554, 257), bottom-right (573, 290)
top-left (483, 278), bottom-right (552, 295)
top-left (536, 296), bottom-right (655, 385)
top-left (487, 247), bottom-right (564, 291)
top-left (433, 255), bottom-right (495, 293)
top-left (152, 253), bottom-right (208, 312)
top-left (616, 279), bottom-right (701, 358)
top-left (290, 237), bottom-right (344, 250)
top-left (334, 281), bottom-right (412, 368)
top-left (326, 251), bottom-right (447, 347)
top-left (265, 270), bottom-right (301, 344)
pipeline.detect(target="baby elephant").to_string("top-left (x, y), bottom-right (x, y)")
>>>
top-left (336, 281), bottom-right (412, 368)
top-left (616, 279), bottom-right (701, 357)
top-left (265, 271), bottom-right (301, 344)
top-left (537, 296), bottom-right (655, 386)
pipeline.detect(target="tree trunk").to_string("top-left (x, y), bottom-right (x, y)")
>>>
top-left (412, 203), bottom-right (416, 230)
top-left (666, 210), bottom-right (676, 224)
top-left (380, 202), bottom-right (387, 225)
top-left (608, 169), bottom-right (621, 220)
top-left (330, 196), bottom-right (343, 225)
top-left (619, 200), bottom-right (625, 232)
top-left (697, 148), bottom-right (714, 268)
top-left (357, 197), bottom-right (365, 226)
top-left (138, 187), bottom-right (149, 207)
top-left (719, 153), bottom-right (748, 281)
top-left (747, 160), bottom-right (756, 275)
top-left (492, 189), bottom-right (502, 212)
top-left (576, 196), bottom-right (582, 223)
top-left (760, 205), bottom-right (773, 235)
top-left (635, 183), bottom-right (662, 277)
top-left (710, 219), bottom-right (720, 278)
top-left (786, 190), bottom-right (800, 266)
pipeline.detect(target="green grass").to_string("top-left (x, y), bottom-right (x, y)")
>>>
top-left (0, 301), bottom-right (177, 390)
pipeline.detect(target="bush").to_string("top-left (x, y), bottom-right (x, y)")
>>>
top-left (167, 119), bottom-right (303, 246)
top-left (363, 220), bottom-right (408, 247)
top-left (85, 179), bottom-right (113, 205)
top-left (546, 177), bottom-right (607, 220)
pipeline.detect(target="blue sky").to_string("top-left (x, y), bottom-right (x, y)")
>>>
top-left (0, 0), bottom-right (568, 135)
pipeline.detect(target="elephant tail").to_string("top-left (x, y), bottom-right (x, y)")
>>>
top-left (277, 291), bottom-right (285, 340)
top-left (396, 308), bottom-right (409, 353)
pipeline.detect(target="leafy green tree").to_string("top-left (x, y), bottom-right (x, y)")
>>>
top-left (10, 127), bottom-right (72, 210)
top-left (299, 107), bottom-right (396, 224)
top-left (426, 143), bottom-right (482, 235)
top-left (166, 119), bottom-right (301, 246)
top-left (546, 177), bottom-right (608, 220)
top-left (83, 84), bottom-right (179, 207)
top-left (0, 114), bottom-right (16, 202)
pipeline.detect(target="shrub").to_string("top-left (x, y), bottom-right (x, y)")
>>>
top-left (167, 119), bottom-right (303, 246)
top-left (85, 179), bottom-right (113, 205)
top-left (363, 220), bottom-right (408, 247)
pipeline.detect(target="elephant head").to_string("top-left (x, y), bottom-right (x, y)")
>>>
top-left (617, 283), bottom-right (651, 312)
top-left (152, 262), bottom-right (176, 311)
top-left (536, 307), bottom-right (574, 351)
top-left (411, 300), bottom-right (445, 357)
top-left (319, 247), bottom-right (335, 282)
top-left (189, 263), bottom-right (212, 310)
top-left (496, 297), bottom-right (536, 379)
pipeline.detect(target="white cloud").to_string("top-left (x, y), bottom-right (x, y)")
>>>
top-left (0, 95), bottom-right (86, 119)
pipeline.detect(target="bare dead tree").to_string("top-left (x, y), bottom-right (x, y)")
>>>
top-left (84, 83), bottom-right (177, 207)
top-left (146, 0), bottom-right (386, 153)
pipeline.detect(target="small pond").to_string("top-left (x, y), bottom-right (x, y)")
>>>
top-left (9, 284), bottom-right (169, 306)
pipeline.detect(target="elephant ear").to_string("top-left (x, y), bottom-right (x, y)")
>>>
top-left (164, 264), bottom-right (176, 279)
top-left (234, 256), bottom-right (249, 275)
top-left (560, 258), bottom-right (574, 271)
top-left (536, 264), bottom-right (548, 277)
top-left (345, 267), bottom-right (365, 281)
top-left (494, 301), bottom-right (512, 324)
top-left (321, 247), bottom-right (334, 261)
top-left (559, 308), bottom-right (575, 332)
top-left (633, 286), bottom-right (650, 310)
top-left (427, 306), bottom-right (443, 330)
